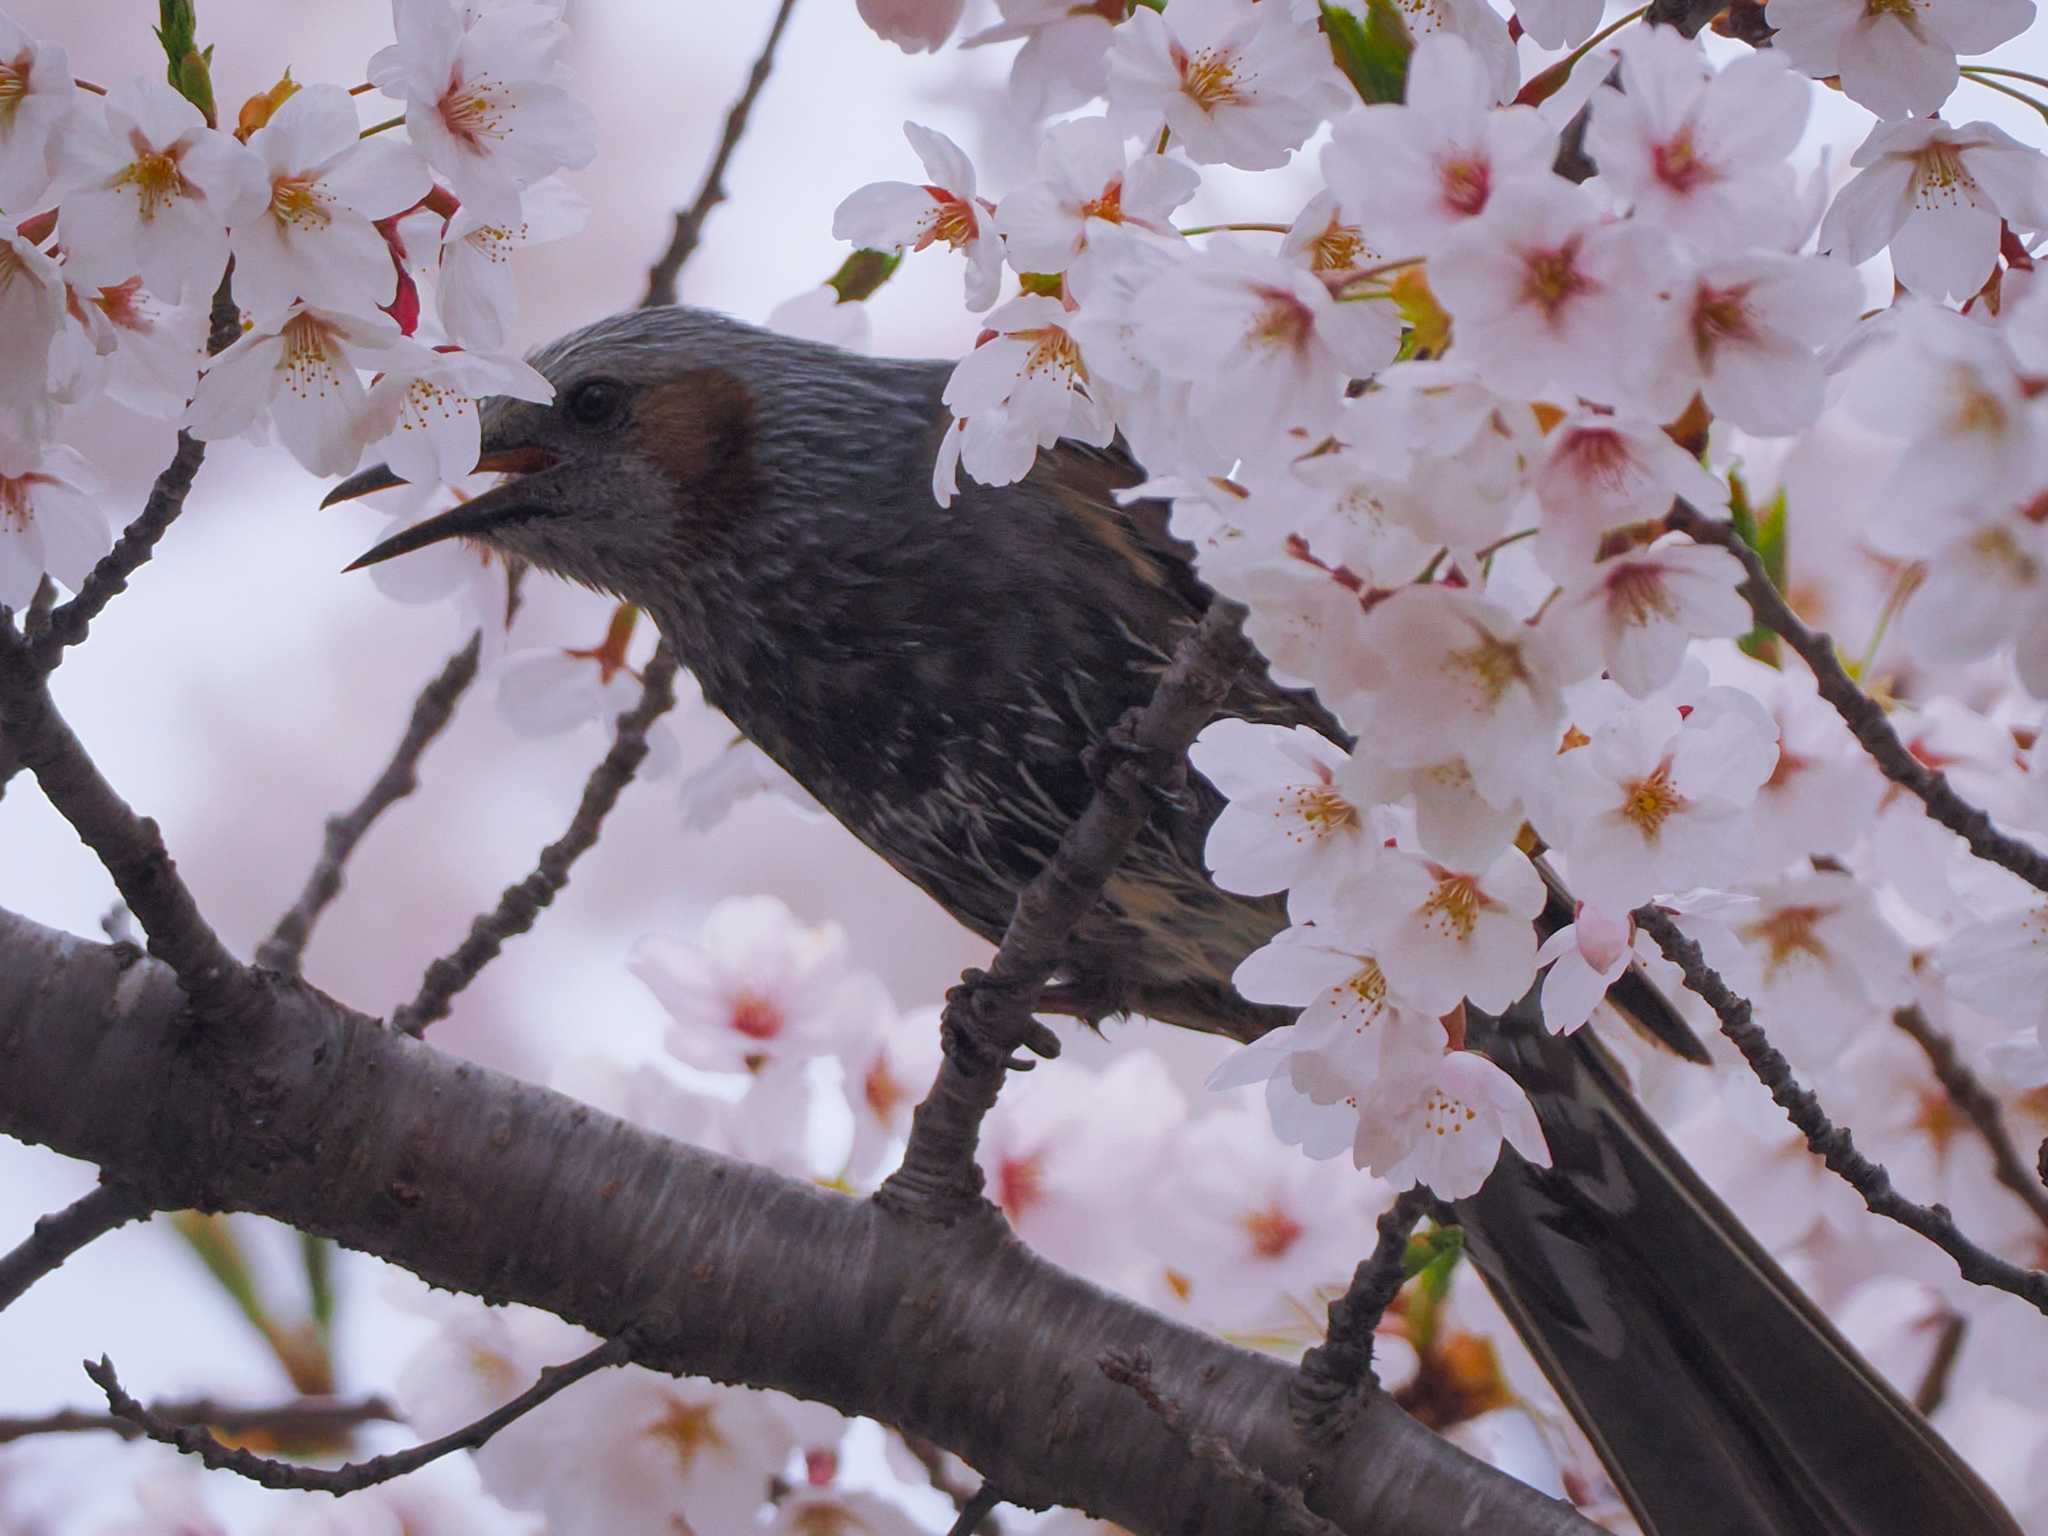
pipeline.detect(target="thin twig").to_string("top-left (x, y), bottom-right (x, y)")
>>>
top-left (256, 634), bottom-right (482, 976)
top-left (392, 646), bottom-right (680, 1036)
top-left (640, 0), bottom-right (800, 308)
top-left (1893, 1005), bottom-right (2048, 1236)
top-left (1635, 905), bottom-right (2048, 1314)
top-left (1292, 1188), bottom-right (1432, 1443)
top-left (85, 1337), bottom-right (630, 1494)
top-left (901, 1435), bottom-right (1004, 1535)
top-left (945, 1484), bottom-right (1005, 1536)
top-left (0, 1184), bottom-right (151, 1312)
top-left (0, 1393), bottom-right (398, 1446)
top-left (1912, 1310), bottom-right (1968, 1418)
top-left (875, 603), bottom-right (1256, 1220)
top-left (1670, 505), bottom-right (2048, 897)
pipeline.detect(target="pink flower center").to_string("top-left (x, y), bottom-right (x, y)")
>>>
top-left (92, 277), bottom-right (153, 334)
top-left (1519, 239), bottom-right (1590, 320)
top-left (1603, 560), bottom-right (1681, 627)
top-left (115, 140), bottom-right (191, 221)
top-left (269, 174), bottom-right (332, 232)
top-left (439, 71), bottom-right (511, 150)
top-left (1739, 904), bottom-right (1837, 980)
top-left (1652, 126), bottom-right (1718, 195)
top-left (1242, 1202), bottom-right (1304, 1259)
top-left (997, 1152), bottom-right (1046, 1219)
top-left (0, 472), bottom-right (52, 532)
top-left (0, 52), bottom-right (29, 116)
top-left (1248, 287), bottom-right (1316, 352)
top-left (1691, 281), bottom-right (1757, 362)
top-left (728, 991), bottom-right (784, 1041)
top-left (1440, 156), bottom-right (1491, 217)
top-left (1421, 872), bottom-right (1491, 941)
top-left (1176, 45), bottom-right (1245, 113)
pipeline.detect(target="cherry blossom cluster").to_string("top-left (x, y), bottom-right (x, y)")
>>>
top-left (835, 0), bottom-right (2048, 1215)
top-left (0, 0), bottom-right (592, 608)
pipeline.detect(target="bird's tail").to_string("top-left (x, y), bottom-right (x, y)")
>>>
top-left (1457, 997), bottom-right (2020, 1536)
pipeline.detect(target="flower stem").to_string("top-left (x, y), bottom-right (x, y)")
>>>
top-left (359, 113), bottom-right (407, 138)
top-left (73, 77), bottom-right (107, 95)
top-left (1960, 71), bottom-right (2048, 122)
top-left (1963, 64), bottom-right (2048, 92)
top-left (1177, 222), bottom-right (1292, 236)
top-left (1514, 4), bottom-right (1649, 108)
top-left (347, 81), bottom-right (377, 96)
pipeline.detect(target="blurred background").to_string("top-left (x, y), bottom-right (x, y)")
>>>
top-left (6, 2), bottom-right (2048, 1533)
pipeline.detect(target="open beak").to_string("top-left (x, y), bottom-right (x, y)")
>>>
top-left (328, 444), bottom-right (553, 572)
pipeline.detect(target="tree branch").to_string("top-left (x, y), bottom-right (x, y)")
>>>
top-left (391, 645), bottom-right (679, 1035)
top-left (1634, 904), bottom-right (2048, 1314)
top-left (1912, 1310), bottom-right (1967, 1419)
top-left (876, 602), bottom-right (1257, 1221)
top-left (256, 634), bottom-right (482, 976)
top-left (1893, 1005), bottom-right (2048, 1236)
top-left (640, 0), bottom-right (801, 309)
top-left (0, 1393), bottom-right (398, 1447)
top-left (0, 905), bottom-right (1599, 1536)
top-left (85, 1339), bottom-right (629, 1494)
top-left (1669, 505), bottom-right (2048, 897)
top-left (0, 1182), bottom-right (151, 1312)
top-left (1293, 1189), bottom-right (1432, 1443)
top-left (944, 1484), bottom-right (1006, 1536)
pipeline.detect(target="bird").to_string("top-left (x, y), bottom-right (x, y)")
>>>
top-left (326, 305), bottom-right (2019, 1536)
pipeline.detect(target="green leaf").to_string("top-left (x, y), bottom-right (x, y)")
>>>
top-left (1727, 470), bottom-right (1785, 666)
top-left (157, 0), bottom-right (216, 121)
top-left (825, 248), bottom-right (903, 304)
top-left (1321, 0), bottom-right (1414, 105)
top-left (1396, 1222), bottom-right (1465, 1353)
top-left (301, 1231), bottom-right (337, 1339)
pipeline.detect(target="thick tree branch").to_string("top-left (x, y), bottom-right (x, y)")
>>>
top-left (1634, 905), bottom-right (2048, 1313)
top-left (86, 1340), bottom-right (629, 1494)
top-left (0, 1393), bottom-right (399, 1447)
top-left (0, 1182), bottom-right (151, 1312)
top-left (641, 0), bottom-right (800, 309)
top-left (0, 906), bottom-right (1598, 1536)
top-left (256, 634), bottom-right (482, 976)
top-left (1293, 1189), bottom-right (1432, 1443)
top-left (877, 602), bottom-right (1257, 1220)
top-left (1893, 1005), bottom-right (2048, 1236)
top-left (391, 646), bottom-right (679, 1035)
top-left (1670, 505), bottom-right (2048, 897)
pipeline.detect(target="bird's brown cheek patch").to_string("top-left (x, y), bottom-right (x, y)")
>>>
top-left (633, 368), bottom-right (760, 527)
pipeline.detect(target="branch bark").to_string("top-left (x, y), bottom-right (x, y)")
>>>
top-left (0, 1182), bottom-right (151, 1312)
top-left (0, 1393), bottom-right (398, 1447)
top-left (1893, 1005), bottom-right (2048, 1236)
top-left (0, 904), bottom-right (1597, 1536)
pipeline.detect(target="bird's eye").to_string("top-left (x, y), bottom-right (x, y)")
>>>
top-left (566, 379), bottom-right (624, 428)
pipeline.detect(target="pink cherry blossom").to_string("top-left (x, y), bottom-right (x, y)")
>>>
top-left (0, 13), bottom-right (75, 212)
top-left (855, 0), bottom-right (966, 53)
top-left (1531, 412), bottom-right (1731, 577)
top-left (0, 437), bottom-right (105, 607)
top-left (1535, 902), bottom-right (1633, 1035)
top-left (1353, 1045), bottom-right (1550, 1198)
top-left (0, 229), bottom-right (64, 441)
top-left (1350, 842), bottom-right (1547, 1014)
top-left (832, 121), bottom-right (1001, 312)
top-left (1769, 0), bottom-right (2036, 119)
top-left (1547, 535), bottom-right (1753, 698)
top-left (436, 175), bottom-right (587, 350)
top-left (186, 302), bottom-right (406, 476)
top-left (1734, 870), bottom-right (1913, 1068)
top-left (1190, 718), bottom-right (1383, 904)
top-left (1512, 0), bottom-right (1604, 49)
top-left (358, 341), bottom-right (552, 485)
top-left (993, 114), bottom-right (1199, 297)
top-left (962, 0), bottom-right (1120, 120)
top-left (934, 294), bottom-right (1113, 503)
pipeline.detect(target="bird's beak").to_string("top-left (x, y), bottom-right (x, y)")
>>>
top-left (330, 442), bottom-right (554, 572)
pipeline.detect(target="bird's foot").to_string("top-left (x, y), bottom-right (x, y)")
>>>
top-left (1082, 707), bottom-right (1190, 811)
top-left (941, 968), bottom-right (1063, 1075)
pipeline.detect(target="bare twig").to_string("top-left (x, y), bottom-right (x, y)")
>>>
top-left (640, 0), bottom-right (800, 308)
top-left (901, 1435), bottom-right (1004, 1535)
top-left (256, 634), bottom-right (482, 976)
top-left (86, 1338), bottom-right (630, 1494)
top-left (0, 1184), bottom-right (150, 1312)
top-left (1913, 1310), bottom-right (1968, 1418)
top-left (392, 646), bottom-right (680, 1035)
top-left (1893, 1005), bottom-right (2048, 1235)
top-left (1635, 905), bottom-right (2048, 1314)
top-left (1670, 505), bottom-right (2048, 897)
top-left (875, 602), bottom-right (1256, 1220)
top-left (1293, 1188), bottom-right (1432, 1443)
top-left (0, 1393), bottom-right (398, 1446)
top-left (945, 1484), bottom-right (1005, 1536)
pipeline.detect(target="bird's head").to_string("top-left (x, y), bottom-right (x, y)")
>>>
top-left (326, 307), bottom-right (941, 602)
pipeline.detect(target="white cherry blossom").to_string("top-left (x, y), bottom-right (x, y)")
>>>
top-left (1388, 0), bottom-right (1521, 104)
top-left (1513, 0), bottom-right (1604, 49)
top-left (764, 282), bottom-right (874, 353)
top-left (1353, 1044), bottom-right (1550, 1198)
top-left (70, 277), bottom-right (205, 419)
top-left (1547, 536), bottom-right (1753, 698)
top-left (436, 174), bottom-right (587, 350)
top-left (54, 75), bottom-right (262, 298)
top-left (359, 341), bottom-right (552, 485)
top-left (1768, 0), bottom-right (2036, 119)
top-left (0, 13), bottom-right (75, 211)
top-left (1282, 189), bottom-right (1380, 274)
top-left (493, 618), bottom-right (681, 774)
top-left (1531, 412), bottom-right (1731, 578)
top-left (961, 0), bottom-right (1119, 120)
top-left (993, 114), bottom-right (1198, 296)
top-left (1321, 35), bottom-right (1554, 261)
top-left (0, 229), bottom-right (64, 440)
top-left (832, 122), bottom-right (1001, 311)
top-left (856, 0), bottom-right (965, 53)
top-left (934, 294), bottom-right (1111, 502)
top-left (1535, 902), bottom-right (1634, 1035)
top-left (1190, 718), bottom-right (1382, 905)
top-left (1734, 870), bottom-right (1913, 1068)
top-left (1820, 118), bottom-right (2048, 303)
top-left (1939, 903), bottom-right (2048, 1041)
top-left (186, 302), bottom-right (406, 476)
top-left (369, 0), bottom-right (596, 224)
top-left (1584, 27), bottom-right (1811, 256)
top-left (1104, 0), bottom-right (1341, 171)
top-left (228, 84), bottom-right (431, 322)
top-left (1228, 919), bottom-right (1448, 1075)
top-left (1348, 842), bottom-right (1547, 1014)
top-left (0, 438), bottom-right (105, 606)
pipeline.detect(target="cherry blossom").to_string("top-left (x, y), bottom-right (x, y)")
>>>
top-left (1512, 0), bottom-right (1604, 49)
top-left (1321, 35), bottom-right (1554, 261)
top-left (1531, 412), bottom-right (1731, 578)
top-left (764, 282), bottom-right (874, 353)
top-left (1282, 189), bottom-right (1380, 274)
top-left (228, 84), bottom-right (431, 321)
top-left (1535, 902), bottom-right (1634, 1035)
top-left (961, 0), bottom-right (1121, 120)
top-left (1387, 0), bottom-right (1521, 104)
top-left (1768, 0), bottom-right (2036, 119)
top-left (54, 75), bottom-right (262, 298)
top-left (1431, 178), bottom-right (1670, 403)
top-left (358, 341), bottom-right (552, 485)
top-left (0, 437), bottom-right (105, 606)
top-left (1104, 0), bottom-right (1341, 171)
top-left (1820, 118), bottom-right (2048, 303)
top-left (1190, 718), bottom-right (1382, 904)
top-left (1546, 536), bottom-right (1753, 698)
top-left (1133, 247), bottom-right (1401, 450)
top-left (842, 1004), bottom-right (942, 1182)
top-left (369, 0), bottom-right (596, 224)
top-left (434, 173), bottom-right (585, 349)
top-left (832, 122), bottom-right (1001, 311)
top-left (993, 114), bottom-right (1199, 297)
top-left (186, 302), bottom-right (405, 476)
top-left (347, 475), bottom-right (515, 648)
top-left (68, 277), bottom-right (205, 420)
top-left (1227, 919), bottom-right (1448, 1077)
top-left (0, 12), bottom-right (74, 211)
top-left (856, 0), bottom-right (965, 53)
top-left (767, 1489), bottom-right (927, 1536)
top-left (629, 895), bottom-right (889, 1077)
top-left (934, 294), bottom-right (1112, 502)
top-left (1939, 902), bottom-right (2048, 1041)
top-left (0, 229), bottom-right (64, 440)
top-left (1349, 842), bottom-right (1547, 1014)
top-left (493, 615), bottom-right (681, 775)
top-left (1899, 515), bottom-right (2048, 689)
top-left (1584, 27), bottom-right (1812, 256)
top-left (1734, 870), bottom-right (1913, 1067)
top-left (1353, 1044), bottom-right (1551, 1198)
